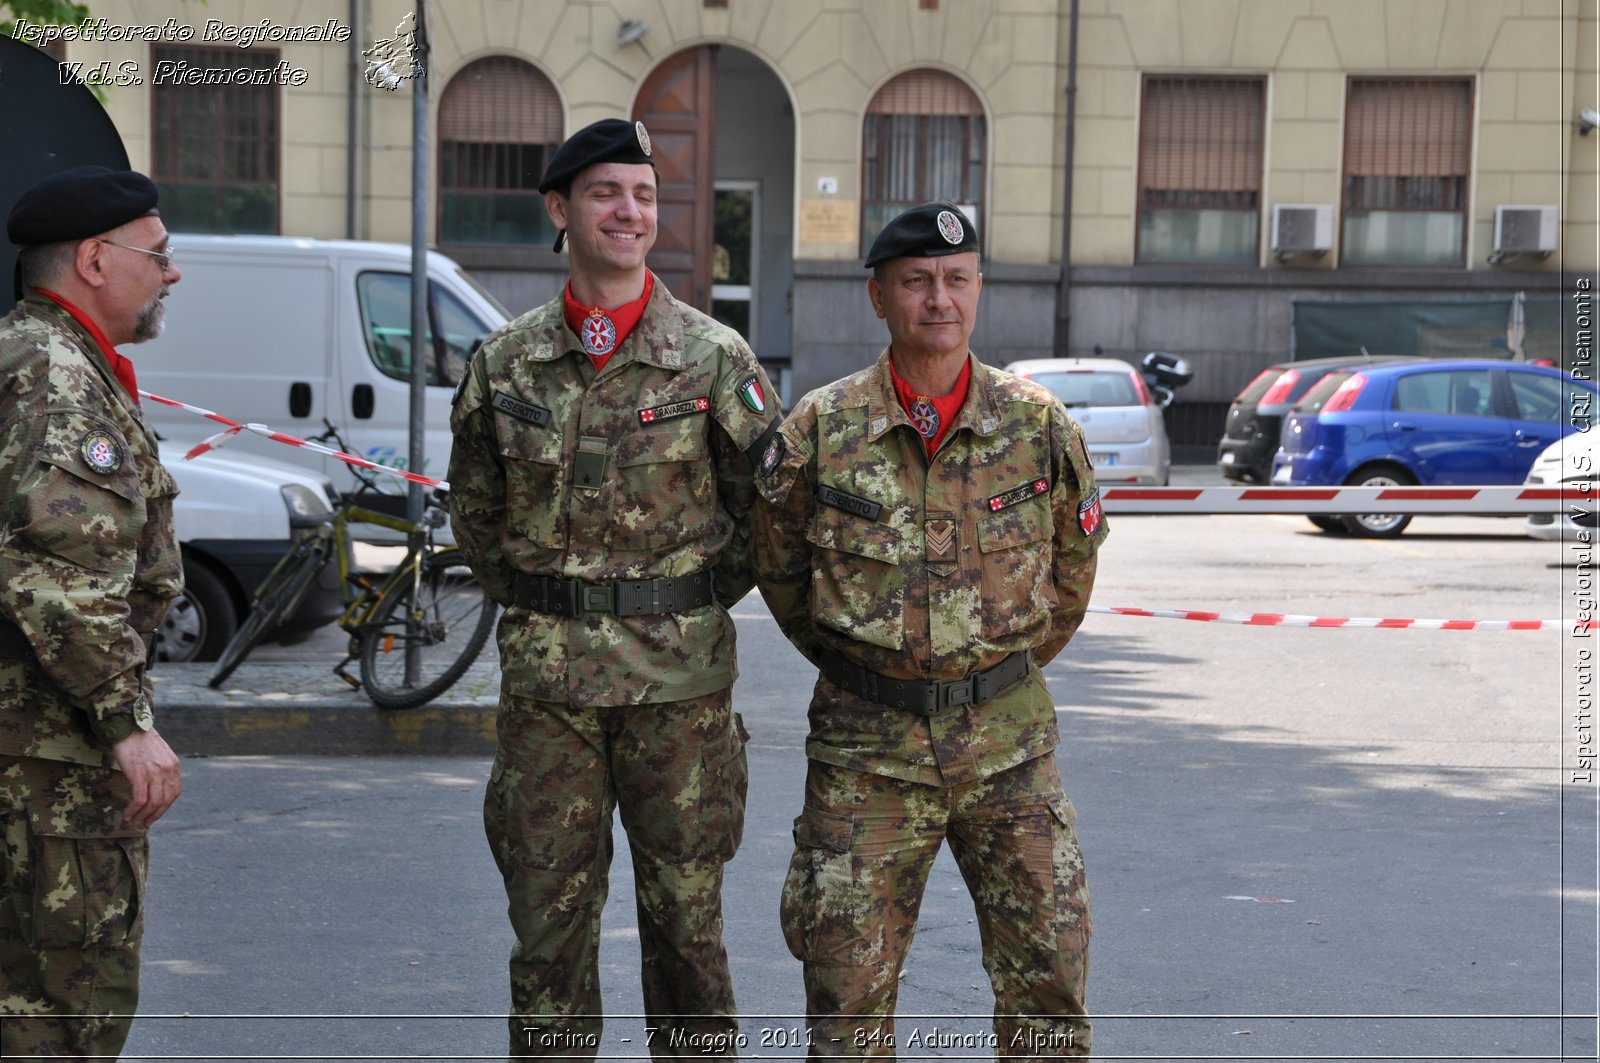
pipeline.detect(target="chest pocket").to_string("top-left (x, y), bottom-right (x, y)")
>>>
top-left (496, 416), bottom-right (566, 549)
top-left (609, 413), bottom-right (715, 550)
top-left (976, 498), bottom-right (1057, 641)
top-left (805, 504), bottom-right (906, 650)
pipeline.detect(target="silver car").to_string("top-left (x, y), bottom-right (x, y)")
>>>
top-left (1523, 431), bottom-right (1600, 540)
top-left (1004, 356), bottom-right (1177, 485)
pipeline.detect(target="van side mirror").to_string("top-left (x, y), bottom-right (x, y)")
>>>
top-left (1151, 384), bottom-right (1176, 409)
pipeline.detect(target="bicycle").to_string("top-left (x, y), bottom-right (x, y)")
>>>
top-left (207, 423), bottom-right (497, 710)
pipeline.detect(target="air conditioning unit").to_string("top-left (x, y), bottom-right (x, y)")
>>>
top-left (1271, 204), bottom-right (1334, 254)
top-left (1494, 205), bottom-right (1559, 255)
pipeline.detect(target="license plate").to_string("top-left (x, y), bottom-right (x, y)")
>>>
top-left (1090, 452), bottom-right (1117, 466)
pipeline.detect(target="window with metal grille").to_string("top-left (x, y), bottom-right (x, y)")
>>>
top-left (152, 46), bottom-right (279, 233)
top-left (861, 70), bottom-right (985, 254)
top-left (1137, 75), bottom-right (1264, 263)
top-left (439, 57), bottom-right (562, 245)
top-left (1341, 77), bottom-right (1472, 267)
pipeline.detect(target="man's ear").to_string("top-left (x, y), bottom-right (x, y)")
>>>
top-left (74, 239), bottom-right (107, 289)
top-left (546, 189), bottom-right (568, 230)
top-left (867, 276), bottom-right (886, 320)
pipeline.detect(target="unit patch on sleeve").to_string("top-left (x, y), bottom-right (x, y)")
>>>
top-left (988, 477), bottom-right (1050, 512)
top-left (737, 376), bottom-right (766, 414)
top-left (816, 484), bottom-right (883, 521)
top-left (1078, 488), bottom-right (1103, 537)
top-left (491, 391), bottom-right (552, 427)
top-left (639, 397), bottom-right (711, 424)
top-left (758, 431), bottom-right (786, 477)
top-left (79, 429), bottom-right (124, 474)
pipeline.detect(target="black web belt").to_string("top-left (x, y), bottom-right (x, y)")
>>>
top-left (818, 650), bottom-right (1031, 716)
top-left (511, 571), bottom-right (714, 617)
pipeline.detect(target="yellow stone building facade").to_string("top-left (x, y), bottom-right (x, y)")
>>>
top-left (26, 0), bottom-right (1598, 436)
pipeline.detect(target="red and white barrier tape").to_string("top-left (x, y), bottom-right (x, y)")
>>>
top-left (1099, 485), bottom-right (1585, 515)
top-left (1090, 604), bottom-right (1584, 632)
top-left (141, 390), bottom-right (449, 492)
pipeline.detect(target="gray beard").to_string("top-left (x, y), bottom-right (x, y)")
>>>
top-left (133, 291), bottom-right (166, 342)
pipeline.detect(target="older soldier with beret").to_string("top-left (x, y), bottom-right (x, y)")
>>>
top-left (0, 166), bottom-right (184, 1059)
top-left (752, 203), bottom-right (1106, 1058)
top-left (448, 118), bottom-right (782, 1058)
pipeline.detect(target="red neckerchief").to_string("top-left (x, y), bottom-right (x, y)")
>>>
top-left (35, 289), bottom-right (140, 406)
top-left (562, 272), bottom-right (654, 373)
top-left (889, 354), bottom-right (971, 457)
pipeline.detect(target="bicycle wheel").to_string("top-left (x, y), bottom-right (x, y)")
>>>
top-left (208, 540), bottom-right (328, 688)
top-left (358, 548), bottom-right (496, 710)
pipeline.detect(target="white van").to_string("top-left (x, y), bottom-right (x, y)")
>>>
top-left (139, 235), bottom-right (510, 493)
top-left (160, 444), bottom-right (337, 662)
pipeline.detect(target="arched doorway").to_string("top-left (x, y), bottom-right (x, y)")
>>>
top-left (635, 46), bottom-right (796, 396)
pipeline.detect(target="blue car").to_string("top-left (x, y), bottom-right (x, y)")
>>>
top-left (1271, 358), bottom-right (1596, 537)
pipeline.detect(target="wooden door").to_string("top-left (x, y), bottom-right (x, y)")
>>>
top-left (634, 46), bottom-right (717, 312)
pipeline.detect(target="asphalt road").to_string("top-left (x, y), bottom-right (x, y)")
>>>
top-left (118, 491), bottom-right (1596, 1061)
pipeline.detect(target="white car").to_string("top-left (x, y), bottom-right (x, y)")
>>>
top-left (161, 445), bottom-right (336, 662)
top-left (1523, 431), bottom-right (1600, 540)
top-left (1003, 356), bottom-right (1182, 486)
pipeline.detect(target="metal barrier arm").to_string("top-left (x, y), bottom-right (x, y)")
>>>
top-left (1098, 485), bottom-right (1590, 515)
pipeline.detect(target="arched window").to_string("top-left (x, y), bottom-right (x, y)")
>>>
top-left (861, 70), bottom-right (986, 252)
top-left (438, 57), bottom-right (562, 245)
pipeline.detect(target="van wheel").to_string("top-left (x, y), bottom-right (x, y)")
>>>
top-left (1339, 466), bottom-right (1415, 538)
top-left (155, 559), bottom-right (240, 663)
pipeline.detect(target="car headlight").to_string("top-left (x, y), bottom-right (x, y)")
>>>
top-left (281, 484), bottom-right (332, 524)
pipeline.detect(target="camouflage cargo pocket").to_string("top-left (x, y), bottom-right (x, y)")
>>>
top-left (780, 806), bottom-right (880, 967)
top-left (977, 500), bottom-right (1058, 642)
top-left (805, 509), bottom-right (906, 650)
top-left (497, 428), bottom-right (566, 549)
top-left (699, 712), bottom-right (750, 862)
top-left (611, 412), bottom-right (715, 550)
top-left (25, 824), bottom-right (146, 950)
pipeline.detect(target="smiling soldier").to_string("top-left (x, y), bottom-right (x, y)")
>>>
top-left (448, 119), bottom-right (783, 1059)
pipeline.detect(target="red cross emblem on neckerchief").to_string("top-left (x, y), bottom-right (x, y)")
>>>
top-left (581, 309), bottom-right (617, 357)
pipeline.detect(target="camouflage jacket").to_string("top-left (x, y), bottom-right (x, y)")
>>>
top-left (752, 349), bottom-right (1107, 786)
top-left (0, 296), bottom-right (182, 767)
top-left (448, 275), bottom-right (781, 707)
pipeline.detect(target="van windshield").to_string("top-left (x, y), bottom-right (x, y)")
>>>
top-left (358, 271), bottom-right (493, 387)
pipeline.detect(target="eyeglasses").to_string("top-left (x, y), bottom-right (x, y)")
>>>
top-left (101, 240), bottom-right (174, 272)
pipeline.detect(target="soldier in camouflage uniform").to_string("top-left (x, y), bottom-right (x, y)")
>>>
top-left (448, 119), bottom-right (782, 1060)
top-left (0, 166), bottom-right (185, 1060)
top-left (752, 203), bottom-right (1108, 1059)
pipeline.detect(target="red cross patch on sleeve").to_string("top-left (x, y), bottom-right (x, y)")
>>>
top-left (1078, 488), bottom-right (1103, 537)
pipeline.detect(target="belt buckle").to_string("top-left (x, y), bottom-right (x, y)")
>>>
top-left (581, 584), bottom-right (614, 613)
top-left (942, 677), bottom-right (975, 711)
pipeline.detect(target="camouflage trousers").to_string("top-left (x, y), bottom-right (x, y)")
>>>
top-left (0, 755), bottom-right (147, 1062)
top-left (781, 754), bottom-right (1091, 1060)
top-left (485, 689), bottom-right (749, 1060)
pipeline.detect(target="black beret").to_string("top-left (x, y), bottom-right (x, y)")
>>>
top-left (538, 118), bottom-right (655, 195)
top-left (864, 202), bottom-right (980, 269)
top-left (8, 165), bottom-right (160, 247)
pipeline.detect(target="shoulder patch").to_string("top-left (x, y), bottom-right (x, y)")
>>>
top-left (737, 376), bottom-right (767, 414)
top-left (759, 431), bottom-right (785, 476)
top-left (79, 428), bottom-right (124, 475)
top-left (1078, 488), bottom-right (1103, 537)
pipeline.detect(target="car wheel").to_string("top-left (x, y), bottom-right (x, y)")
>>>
top-left (1340, 466), bottom-right (1414, 538)
top-left (155, 558), bottom-right (240, 663)
top-left (1307, 515), bottom-right (1348, 534)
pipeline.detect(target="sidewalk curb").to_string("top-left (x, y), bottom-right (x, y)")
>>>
top-left (150, 662), bottom-right (500, 756)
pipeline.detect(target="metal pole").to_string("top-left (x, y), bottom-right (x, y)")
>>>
top-left (406, 0), bottom-right (430, 686)
top-left (407, 0), bottom-right (429, 525)
top-left (1053, 0), bottom-right (1080, 358)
